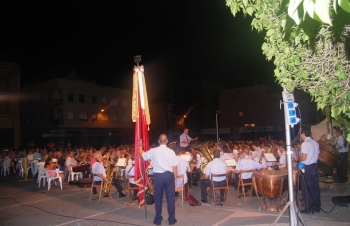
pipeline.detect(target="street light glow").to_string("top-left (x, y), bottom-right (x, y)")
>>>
top-left (101, 109), bottom-right (104, 112)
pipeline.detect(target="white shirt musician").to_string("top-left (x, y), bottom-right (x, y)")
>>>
top-left (179, 128), bottom-right (198, 148)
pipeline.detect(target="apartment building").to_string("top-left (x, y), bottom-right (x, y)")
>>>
top-left (0, 60), bottom-right (20, 149)
top-left (21, 78), bottom-right (133, 148)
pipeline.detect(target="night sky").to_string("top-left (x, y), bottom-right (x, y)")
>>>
top-left (1, 0), bottom-right (277, 103)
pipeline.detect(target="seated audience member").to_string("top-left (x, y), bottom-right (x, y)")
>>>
top-left (56, 150), bottom-right (65, 172)
top-left (231, 146), bottom-right (262, 189)
top-left (66, 150), bottom-right (90, 178)
top-left (33, 148), bottom-right (42, 159)
top-left (44, 157), bottom-right (67, 188)
top-left (174, 147), bottom-right (190, 197)
top-left (201, 150), bottom-right (229, 203)
top-left (125, 154), bottom-right (138, 200)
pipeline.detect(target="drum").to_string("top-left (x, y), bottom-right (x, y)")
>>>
top-left (252, 170), bottom-right (288, 211)
top-left (318, 141), bottom-right (341, 175)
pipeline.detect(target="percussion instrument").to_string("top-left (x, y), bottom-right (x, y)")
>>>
top-left (318, 141), bottom-right (341, 175)
top-left (252, 170), bottom-right (288, 211)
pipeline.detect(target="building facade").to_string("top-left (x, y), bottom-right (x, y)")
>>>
top-left (218, 85), bottom-right (322, 140)
top-left (0, 60), bottom-right (20, 149)
top-left (21, 78), bottom-right (133, 148)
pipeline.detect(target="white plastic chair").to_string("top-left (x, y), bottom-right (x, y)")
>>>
top-left (67, 166), bottom-right (83, 182)
top-left (47, 169), bottom-right (62, 190)
top-left (18, 160), bottom-right (32, 178)
top-left (37, 166), bottom-right (48, 188)
top-left (2, 164), bottom-right (10, 176)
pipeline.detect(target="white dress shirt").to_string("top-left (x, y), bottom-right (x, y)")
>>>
top-left (301, 137), bottom-right (319, 165)
top-left (91, 161), bottom-right (106, 182)
top-left (66, 156), bottom-right (78, 167)
top-left (204, 158), bottom-right (227, 181)
top-left (142, 144), bottom-right (177, 173)
top-left (236, 156), bottom-right (262, 179)
top-left (176, 156), bottom-right (190, 188)
top-left (179, 133), bottom-right (192, 148)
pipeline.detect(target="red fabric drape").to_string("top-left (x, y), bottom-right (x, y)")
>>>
top-left (134, 83), bottom-right (150, 206)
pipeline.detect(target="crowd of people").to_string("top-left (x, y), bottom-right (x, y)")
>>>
top-left (1, 126), bottom-right (348, 223)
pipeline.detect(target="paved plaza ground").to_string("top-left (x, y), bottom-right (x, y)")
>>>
top-left (0, 172), bottom-right (349, 226)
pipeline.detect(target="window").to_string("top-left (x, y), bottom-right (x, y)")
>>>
top-left (101, 97), bottom-right (107, 104)
top-left (68, 93), bottom-right (74, 102)
top-left (67, 112), bottom-right (74, 120)
top-left (92, 96), bottom-right (97, 104)
top-left (79, 94), bottom-right (85, 103)
top-left (79, 112), bottom-right (88, 121)
top-left (238, 112), bottom-right (243, 116)
top-left (102, 114), bottom-right (108, 121)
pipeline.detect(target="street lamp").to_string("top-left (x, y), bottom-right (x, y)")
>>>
top-left (216, 110), bottom-right (221, 143)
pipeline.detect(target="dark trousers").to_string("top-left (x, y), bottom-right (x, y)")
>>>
top-left (200, 179), bottom-right (226, 201)
top-left (301, 163), bottom-right (321, 212)
top-left (338, 152), bottom-right (348, 182)
top-left (153, 171), bottom-right (176, 224)
top-left (191, 167), bottom-right (200, 185)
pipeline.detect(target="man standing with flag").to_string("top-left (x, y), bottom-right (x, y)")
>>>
top-left (139, 134), bottom-right (178, 225)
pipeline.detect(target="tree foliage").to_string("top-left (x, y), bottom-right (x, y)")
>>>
top-left (226, 0), bottom-right (350, 140)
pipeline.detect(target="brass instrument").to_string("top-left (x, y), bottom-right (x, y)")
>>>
top-left (146, 165), bottom-right (154, 195)
top-left (103, 157), bottom-right (116, 195)
top-left (195, 143), bottom-right (213, 173)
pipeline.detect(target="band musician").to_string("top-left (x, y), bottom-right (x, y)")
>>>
top-left (230, 146), bottom-right (262, 190)
top-left (200, 150), bottom-right (229, 203)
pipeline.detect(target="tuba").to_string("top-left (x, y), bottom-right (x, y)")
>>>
top-left (195, 142), bottom-right (213, 173)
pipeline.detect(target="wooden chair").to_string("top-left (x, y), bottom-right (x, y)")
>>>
top-left (175, 174), bottom-right (185, 207)
top-left (236, 170), bottom-right (255, 203)
top-left (90, 175), bottom-right (112, 203)
top-left (127, 175), bottom-right (139, 206)
top-left (209, 173), bottom-right (230, 205)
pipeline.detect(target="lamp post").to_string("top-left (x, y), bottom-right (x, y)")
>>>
top-left (216, 110), bottom-right (221, 143)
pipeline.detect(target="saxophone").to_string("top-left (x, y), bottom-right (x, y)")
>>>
top-left (103, 157), bottom-right (115, 195)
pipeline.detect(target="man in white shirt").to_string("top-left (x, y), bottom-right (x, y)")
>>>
top-left (251, 142), bottom-right (262, 160)
top-left (231, 146), bottom-right (262, 189)
top-left (328, 126), bottom-right (348, 182)
top-left (66, 150), bottom-right (90, 178)
top-left (125, 154), bottom-right (137, 200)
top-left (300, 128), bottom-right (321, 214)
top-left (200, 150), bottom-right (228, 203)
top-left (139, 134), bottom-right (178, 226)
top-left (179, 128), bottom-right (197, 150)
top-left (275, 144), bottom-right (286, 168)
top-left (174, 147), bottom-right (190, 197)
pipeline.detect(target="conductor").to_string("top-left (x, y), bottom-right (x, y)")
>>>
top-left (139, 134), bottom-right (178, 225)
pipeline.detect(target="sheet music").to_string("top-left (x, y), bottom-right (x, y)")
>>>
top-left (264, 153), bottom-right (277, 162)
top-left (225, 159), bottom-right (237, 167)
top-left (180, 154), bottom-right (191, 162)
top-left (116, 158), bottom-right (127, 166)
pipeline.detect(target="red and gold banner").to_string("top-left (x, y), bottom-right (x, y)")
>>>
top-left (132, 64), bottom-right (151, 206)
